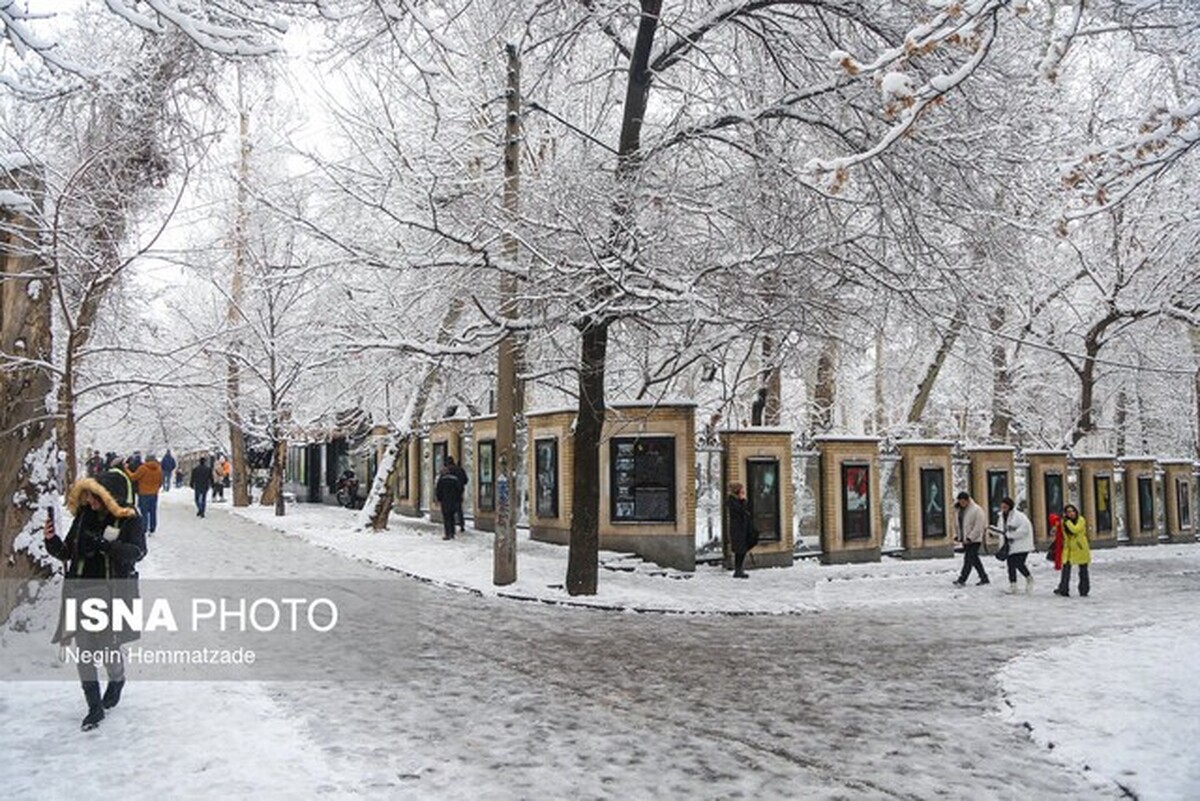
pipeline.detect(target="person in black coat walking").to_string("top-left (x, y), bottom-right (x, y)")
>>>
top-left (190, 457), bottom-right (213, 517)
top-left (725, 482), bottom-right (756, 578)
top-left (45, 469), bottom-right (147, 731)
top-left (446, 456), bottom-right (469, 533)
top-left (435, 464), bottom-right (464, 540)
top-left (160, 450), bottom-right (177, 492)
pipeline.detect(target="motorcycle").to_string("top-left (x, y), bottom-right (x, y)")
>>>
top-left (335, 469), bottom-right (361, 509)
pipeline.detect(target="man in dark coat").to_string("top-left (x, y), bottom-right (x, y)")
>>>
top-left (434, 464), bottom-right (464, 540)
top-left (446, 455), bottom-right (469, 533)
top-left (190, 457), bottom-right (213, 517)
top-left (160, 450), bottom-right (177, 492)
top-left (45, 469), bottom-right (147, 731)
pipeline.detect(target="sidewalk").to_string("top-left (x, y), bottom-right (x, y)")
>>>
top-left (204, 492), bottom-right (1200, 615)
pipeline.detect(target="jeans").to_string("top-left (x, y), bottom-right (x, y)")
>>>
top-left (137, 493), bottom-right (158, 533)
top-left (1058, 563), bottom-right (1090, 596)
top-left (194, 488), bottom-right (207, 516)
top-left (957, 541), bottom-right (988, 582)
top-left (162, 474), bottom-right (171, 492)
top-left (1006, 552), bottom-right (1030, 583)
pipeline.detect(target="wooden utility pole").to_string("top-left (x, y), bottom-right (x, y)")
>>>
top-left (228, 63), bottom-right (250, 506)
top-left (494, 43), bottom-right (522, 585)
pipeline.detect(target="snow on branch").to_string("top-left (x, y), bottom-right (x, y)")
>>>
top-left (805, 0), bottom-right (1007, 190)
top-left (104, 0), bottom-right (291, 56)
top-left (1060, 99), bottom-right (1200, 223)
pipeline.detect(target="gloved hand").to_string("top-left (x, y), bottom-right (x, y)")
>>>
top-left (77, 527), bottom-right (106, 558)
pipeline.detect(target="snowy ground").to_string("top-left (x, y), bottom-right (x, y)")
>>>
top-left (2, 490), bottom-right (1198, 799)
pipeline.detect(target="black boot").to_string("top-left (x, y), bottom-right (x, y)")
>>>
top-left (102, 680), bottom-right (125, 709)
top-left (81, 682), bottom-right (105, 731)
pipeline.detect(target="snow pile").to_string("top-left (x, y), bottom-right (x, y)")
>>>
top-left (999, 618), bottom-right (1200, 798)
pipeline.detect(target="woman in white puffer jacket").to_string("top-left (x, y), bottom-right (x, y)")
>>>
top-left (999, 497), bottom-right (1035, 594)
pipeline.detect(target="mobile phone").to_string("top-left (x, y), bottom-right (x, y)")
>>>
top-left (45, 505), bottom-right (56, 538)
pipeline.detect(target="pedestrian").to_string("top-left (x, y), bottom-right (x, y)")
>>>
top-left (174, 467), bottom-right (184, 488)
top-left (126, 454), bottom-right (163, 535)
top-left (447, 455), bottom-right (469, 533)
top-left (952, 491), bottom-right (990, 586)
top-left (434, 463), bottom-right (463, 540)
top-left (127, 450), bottom-right (143, 471)
top-left (1055, 504), bottom-right (1091, 597)
top-left (211, 456), bottom-right (227, 502)
top-left (190, 457), bottom-right (213, 517)
top-left (725, 481), bottom-right (756, 578)
top-left (160, 450), bottom-right (177, 493)
top-left (998, 497), bottom-right (1035, 594)
top-left (44, 469), bottom-right (147, 731)
top-left (1048, 512), bottom-right (1065, 571)
top-left (85, 450), bottom-right (104, 478)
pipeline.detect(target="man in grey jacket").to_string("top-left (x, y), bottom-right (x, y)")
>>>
top-left (952, 491), bottom-right (990, 586)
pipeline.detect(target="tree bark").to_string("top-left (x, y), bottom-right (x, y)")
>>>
top-left (988, 307), bottom-right (1012, 442)
top-left (907, 309), bottom-right (966, 427)
top-left (566, 318), bottom-right (608, 596)
top-left (565, 0), bottom-right (661, 595)
top-left (362, 297), bottom-right (468, 530)
top-left (812, 338), bottom-right (838, 433)
top-left (0, 164), bottom-right (54, 625)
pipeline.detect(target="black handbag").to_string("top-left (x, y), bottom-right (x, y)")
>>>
top-left (994, 540), bottom-right (1010, 561)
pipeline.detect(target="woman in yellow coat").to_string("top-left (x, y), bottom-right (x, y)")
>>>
top-left (1054, 503), bottom-right (1091, 597)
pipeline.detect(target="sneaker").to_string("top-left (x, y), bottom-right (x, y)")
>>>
top-left (952, 579), bottom-right (966, 587)
top-left (976, 578), bottom-right (990, 586)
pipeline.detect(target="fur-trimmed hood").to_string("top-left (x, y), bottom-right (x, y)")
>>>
top-left (66, 472), bottom-right (137, 519)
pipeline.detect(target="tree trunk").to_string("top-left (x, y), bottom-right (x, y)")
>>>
top-left (1115, 388), bottom-right (1128, 457)
top-left (229, 63), bottom-right (251, 508)
top-left (0, 164), bottom-right (54, 624)
top-left (812, 338), bottom-right (838, 433)
top-left (566, 318), bottom-right (608, 596)
top-left (565, 0), bottom-right (661, 595)
top-left (362, 297), bottom-right (468, 530)
top-left (907, 309), bottom-right (966, 427)
top-left (1192, 327), bottom-right (1200, 460)
top-left (761, 334), bottom-right (781, 426)
top-left (988, 307), bottom-right (1012, 442)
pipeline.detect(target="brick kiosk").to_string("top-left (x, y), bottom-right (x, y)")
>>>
top-left (719, 429), bottom-right (794, 570)
top-left (1077, 456), bottom-right (1117, 549)
top-left (814, 437), bottom-right (882, 565)
top-left (426, 416), bottom-right (467, 524)
top-left (527, 403), bottom-right (697, 571)
top-left (1026, 450), bottom-right (1068, 551)
top-left (1162, 460), bottom-right (1195, 544)
top-left (471, 415), bottom-right (498, 532)
top-left (967, 446), bottom-right (1015, 532)
top-left (1120, 457), bottom-right (1158, 545)
top-left (896, 440), bottom-right (955, 559)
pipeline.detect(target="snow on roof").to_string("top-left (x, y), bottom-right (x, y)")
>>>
top-left (895, 439), bottom-right (957, 447)
top-left (964, 445), bottom-right (1016, 452)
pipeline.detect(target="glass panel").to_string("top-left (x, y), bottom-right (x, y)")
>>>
top-left (1138, 476), bottom-right (1155, 533)
top-left (535, 438), bottom-right (558, 518)
top-left (1177, 479), bottom-right (1191, 529)
top-left (611, 436), bottom-right (676, 523)
top-left (1043, 471), bottom-right (1064, 523)
top-left (919, 467), bottom-right (946, 541)
top-left (1094, 475), bottom-right (1112, 534)
top-left (842, 463), bottom-right (871, 541)
top-left (986, 470), bottom-right (1009, 528)
top-left (478, 440), bottom-right (495, 512)
top-left (747, 459), bottom-right (780, 542)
